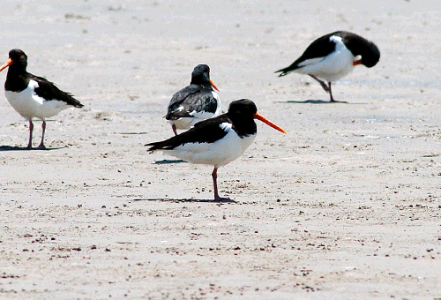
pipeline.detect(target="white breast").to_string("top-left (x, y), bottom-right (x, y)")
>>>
top-left (5, 79), bottom-right (69, 120)
top-left (296, 36), bottom-right (355, 82)
top-left (167, 123), bottom-right (256, 167)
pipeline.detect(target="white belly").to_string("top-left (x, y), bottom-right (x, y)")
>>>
top-left (168, 116), bottom-right (204, 130)
top-left (167, 124), bottom-right (256, 167)
top-left (296, 36), bottom-right (355, 82)
top-left (5, 80), bottom-right (69, 120)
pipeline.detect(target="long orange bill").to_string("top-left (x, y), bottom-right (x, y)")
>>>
top-left (254, 112), bottom-right (287, 133)
top-left (210, 79), bottom-right (220, 91)
top-left (0, 58), bottom-right (13, 72)
top-left (353, 59), bottom-right (362, 66)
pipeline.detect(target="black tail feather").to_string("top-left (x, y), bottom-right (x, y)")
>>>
top-left (275, 64), bottom-right (298, 77)
top-left (146, 142), bottom-right (163, 152)
top-left (146, 138), bottom-right (177, 152)
top-left (275, 69), bottom-right (288, 77)
top-left (72, 98), bottom-right (84, 108)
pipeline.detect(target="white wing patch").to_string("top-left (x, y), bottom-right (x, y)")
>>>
top-left (298, 57), bottom-right (325, 67)
top-left (218, 122), bottom-right (232, 131)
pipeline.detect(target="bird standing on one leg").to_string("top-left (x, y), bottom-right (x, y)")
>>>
top-left (0, 49), bottom-right (83, 149)
top-left (275, 31), bottom-right (380, 102)
top-left (147, 99), bottom-right (287, 201)
top-left (166, 64), bottom-right (220, 136)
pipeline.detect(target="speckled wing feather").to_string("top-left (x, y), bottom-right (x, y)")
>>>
top-left (166, 84), bottom-right (217, 120)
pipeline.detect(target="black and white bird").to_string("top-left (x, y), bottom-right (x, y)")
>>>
top-left (0, 49), bottom-right (83, 149)
top-left (148, 99), bottom-right (286, 201)
top-left (166, 64), bottom-right (220, 135)
top-left (275, 31), bottom-right (380, 102)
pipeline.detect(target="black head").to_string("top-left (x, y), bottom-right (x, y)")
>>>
top-left (9, 49), bottom-right (27, 61)
top-left (0, 49), bottom-right (28, 72)
top-left (8, 49), bottom-right (28, 68)
top-left (190, 64), bottom-right (211, 85)
top-left (360, 42), bottom-right (380, 68)
top-left (339, 32), bottom-right (380, 68)
top-left (190, 64), bottom-right (219, 91)
top-left (227, 99), bottom-right (287, 135)
top-left (226, 99), bottom-right (258, 137)
top-left (227, 99), bottom-right (258, 118)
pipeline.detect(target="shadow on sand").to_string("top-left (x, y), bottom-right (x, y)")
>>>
top-left (0, 145), bottom-right (67, 151)
top-left (153, 159), bottom-right (186, 164)
top-left (133, 197), bottom-right (237, 204)
top-left (277, 99), bottom-right (368, 104)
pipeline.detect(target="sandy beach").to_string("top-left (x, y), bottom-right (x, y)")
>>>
top-left (1, 0), bottom-right (441, 299)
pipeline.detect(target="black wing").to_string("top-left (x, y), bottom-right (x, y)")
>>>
top-left (147, 114), bottom-right (230, 151)
top-left (275, 32), bottom-right (339, 76)
top-left (31, 74), bottom-right (84, 108)
top-left (166, 84), bottom-right (217, 120)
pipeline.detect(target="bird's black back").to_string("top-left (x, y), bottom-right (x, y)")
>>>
top-left (166, 84), bottom-right (216, 120)
top-left (148, 114), bottom-right (230, 151)
top-left (275, 32), bottom-right (337, 76)
top-left (31, 74), bottom-right (84, 108)
top-left (275, 31), bottom-right (380, 75)
top-left (149, 99), bottom-right (260, 152)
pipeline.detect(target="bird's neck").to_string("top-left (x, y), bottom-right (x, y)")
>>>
top-left (5, 65), bottom-right (30, 92)
top-left (228, 115), bottom-right (257, 138)
top-left (190, 78), bottom-right (211, 88)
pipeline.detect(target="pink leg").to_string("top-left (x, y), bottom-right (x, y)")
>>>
top-left (212, 166), bottom-right (231, 201)
top-left (172, 124), bottom-right (178, 136)
top-left (37, 120), bottom-right (47, 150)
top-left (328, 82), bottom-right (335, 102)
top-left (27, 120), bottom-right (34, 149)
top-left (309, 75), bottom-right (336, 102)
top-left (309, 74), bottom-right (330, 92)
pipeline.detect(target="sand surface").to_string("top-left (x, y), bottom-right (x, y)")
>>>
top-left (1, 0), bottom-right (441, 299)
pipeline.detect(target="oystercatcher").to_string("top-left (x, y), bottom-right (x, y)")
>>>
top-left (148, 99), bottom-right (287, 201)
top-left (275, 31), bottom-right (380, 102)
top-left (0, 49), bottom-right (83, 149)
top-left (166, 64), bottom-right (220, 135)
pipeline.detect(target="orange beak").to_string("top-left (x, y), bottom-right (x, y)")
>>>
top-left (0, 58), bottom-right (13, 72)
top-left (254, 112), bottom-right (287, 133)
top-left (210, 79), bottom-right (220, 91)
top-left (353, 59), bottom-right (362, 66)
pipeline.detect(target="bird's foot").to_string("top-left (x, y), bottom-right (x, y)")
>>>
top-left (214, 194), bottom-right (234, 202)
top-left (37, 143), bottom-right (47, 150)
